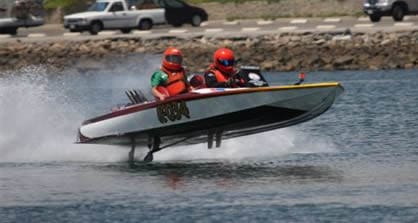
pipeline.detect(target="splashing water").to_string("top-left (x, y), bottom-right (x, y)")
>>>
top-left (0, 66), bottom-right (126, 162)
top-left (0, 56), bottom-right (337, 163)
top-left (156, 128), bottom-right (337, 162)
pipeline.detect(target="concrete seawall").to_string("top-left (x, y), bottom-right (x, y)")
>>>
top-left (0, 31), bottom-right (417, 72)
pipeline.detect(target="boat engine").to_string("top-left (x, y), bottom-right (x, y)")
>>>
top-left (235, 66), bottom-right (269, 87)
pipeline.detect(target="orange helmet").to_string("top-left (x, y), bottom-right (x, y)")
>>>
top-left (214, 48), bottom-right (235, 75)
top-left (162, 47), bottom-right (183, 71)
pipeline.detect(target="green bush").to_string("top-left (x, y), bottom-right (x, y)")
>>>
top-left (44, 0), bottom-right (79, 9)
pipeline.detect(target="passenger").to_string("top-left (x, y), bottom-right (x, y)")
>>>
top-left (204, 47), bottom-right (238, 88)
top-left (151, 47), bottom-right (190, 101)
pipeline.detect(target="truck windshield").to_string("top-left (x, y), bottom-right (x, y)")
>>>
top-left (88, 2), bottom-right (109, 12)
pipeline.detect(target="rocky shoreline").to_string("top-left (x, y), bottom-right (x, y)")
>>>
top-left (0, 30), bottom-right (417, 73)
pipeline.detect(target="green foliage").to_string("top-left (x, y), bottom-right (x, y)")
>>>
top-left (44, 0), bottom-right (77, 9)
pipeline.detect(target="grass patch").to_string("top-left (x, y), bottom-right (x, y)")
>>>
top-left (44, 0), bottom-right (79, 9)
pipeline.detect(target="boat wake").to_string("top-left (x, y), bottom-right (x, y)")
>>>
top-left (156, 128), bottom-right (337, 162)
top-left (0, 61), bottom-right (337, 163)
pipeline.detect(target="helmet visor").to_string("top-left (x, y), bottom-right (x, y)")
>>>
top-left (218, 59), bottom-right (234, 67)
top-left (165, 55), bottom-right (183, 65)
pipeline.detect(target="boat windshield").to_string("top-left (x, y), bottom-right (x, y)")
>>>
top-left (88, 2), bottom-right (109, 12)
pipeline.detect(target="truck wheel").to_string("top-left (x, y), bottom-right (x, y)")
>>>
top-left (120, 28), bottom-right (132, 34)
top-left (8, 27), bottom-right (18, 35)
top-left (1, 27), bottom-right (17, 35)
top-left (89, 21), bottom-right (102, 35)
top-left (191, 14), bottom-right (202, 27)
top-left (138, 19), bottom-right (153, 30)
top-left (369, 14), bottom-right (381, 22)
top-left (392, 5), bottom-right (405, 21)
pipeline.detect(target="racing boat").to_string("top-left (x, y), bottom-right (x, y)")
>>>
top-left (77, 67), bottom-right (344, 162)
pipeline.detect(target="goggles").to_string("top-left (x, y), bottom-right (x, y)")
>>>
top-left (218, 59), bottom-right (235, 67)
top-left (165, 55), bottom-right (183, 64)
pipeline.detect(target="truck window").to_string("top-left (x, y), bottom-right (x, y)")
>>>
top-left (163, 0), bottom-right (184, 8)
top-left (0, 7), bottom-right (6, 18)
top-left (88, 2), bottom-right (109, 12)
top-left (109, 2), bottom-right (124, 12)
top-left (155, 0), bottom-right (165, 8)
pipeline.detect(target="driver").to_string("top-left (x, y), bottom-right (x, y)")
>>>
top-left (204, 47), bottom-right (238, 88)
top-left (151, 47), bottom-right (190, 101)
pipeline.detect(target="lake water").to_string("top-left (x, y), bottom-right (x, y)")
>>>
top-left (1, 58), bottom-right (417, 222)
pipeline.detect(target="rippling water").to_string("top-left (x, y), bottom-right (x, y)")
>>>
top-left (1, 58), bottom-right (417, 222)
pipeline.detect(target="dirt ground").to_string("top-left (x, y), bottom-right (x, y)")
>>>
top-left (197, 0), bottom-right (363, 20)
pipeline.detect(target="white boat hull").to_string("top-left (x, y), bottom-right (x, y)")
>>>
top-left (77, 82), bottom-right (344, 147)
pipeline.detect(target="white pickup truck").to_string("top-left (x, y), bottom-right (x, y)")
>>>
top-left (63, 0), bottom-right (165, 35)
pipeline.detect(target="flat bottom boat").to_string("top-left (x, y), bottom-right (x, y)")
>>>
top-left (77, 79), bottom-right (344, 162)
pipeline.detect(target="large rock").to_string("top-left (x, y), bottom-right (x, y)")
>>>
top-left (334, 56), bottom-right (354, 66)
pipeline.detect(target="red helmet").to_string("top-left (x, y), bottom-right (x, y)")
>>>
top-left (162, 47), bottom-right (183, 71)
top-left (214, 48), bottom-right (235, 75)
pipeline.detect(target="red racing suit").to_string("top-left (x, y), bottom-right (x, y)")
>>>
top-left (204, 64), bottom-right (237, 88)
